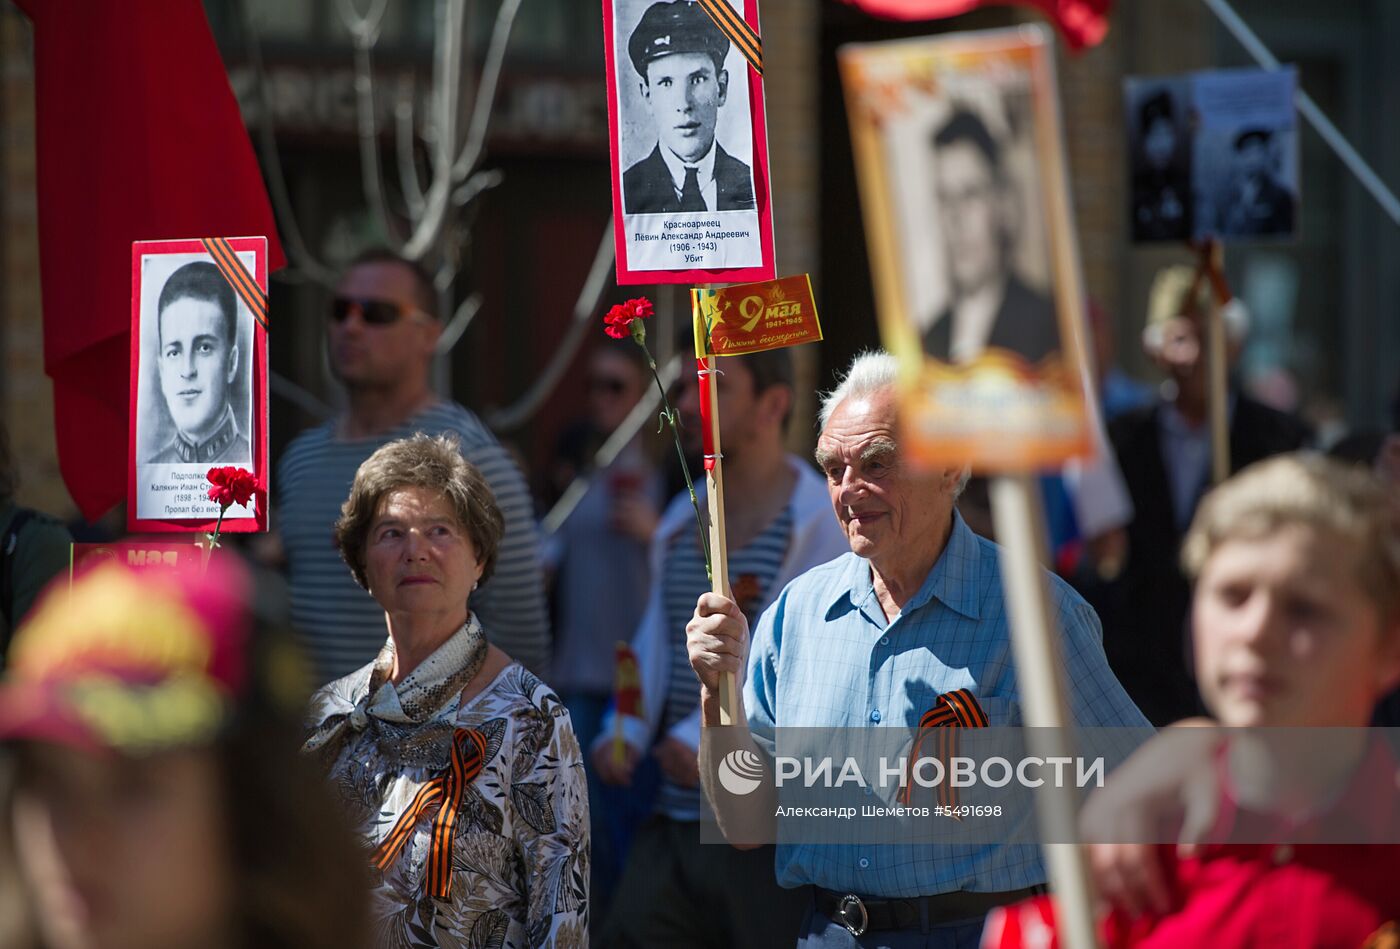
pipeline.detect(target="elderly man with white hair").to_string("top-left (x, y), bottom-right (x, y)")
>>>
top-left (686, 351), bottom-right (1147, 948)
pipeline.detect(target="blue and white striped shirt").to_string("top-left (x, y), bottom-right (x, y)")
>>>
top-left (745, 512), bottom-right (1148, 898)
top-left (277, 401), bottom-right (550, 683)
top-left (658, 505), bottom-right (791, 819)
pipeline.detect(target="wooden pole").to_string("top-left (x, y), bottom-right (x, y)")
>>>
top-left (703, 353), bottom-right (736, 724)
top-left (991, 39), bottom-right (1102, 948)
top-left (990, 475), bottom-right (1101, 949)
top-left (1206, 243), bottom-right (1231, 485)
top-left (695, 286), bottom-right (737, 725)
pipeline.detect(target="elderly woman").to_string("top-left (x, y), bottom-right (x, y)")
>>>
top-left (304, 434), bottom-right (588, 947)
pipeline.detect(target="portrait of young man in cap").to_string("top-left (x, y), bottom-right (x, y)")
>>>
top-left (145, 260), bottom-right (250, 465)
top-left (1216, 126), bottom-right (1295, 236)
top-left (622, 0), bottom-right (756, 214)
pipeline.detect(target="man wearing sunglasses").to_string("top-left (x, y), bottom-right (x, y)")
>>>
top-left (274, 248), bottom-right (550, 683)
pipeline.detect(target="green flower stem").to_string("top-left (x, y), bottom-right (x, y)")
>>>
top-left (636, 335), bottom-right (712, 583)
top-left (202, 505), bottom-right (228, 573)
top-left (211, 505), bottom-right (227, 548)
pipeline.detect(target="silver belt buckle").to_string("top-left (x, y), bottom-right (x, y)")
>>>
top-left (837, 893), bottom-right (868, 936)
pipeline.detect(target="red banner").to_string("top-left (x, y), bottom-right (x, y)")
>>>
top-left (840, 0), bottom-right (1111, 50)
top-left (14, 0), bottom-right (284, 521)
top-left (614, 641), bottom-right (644, 719)
top-left (70, 541), bottom-right (203, 583)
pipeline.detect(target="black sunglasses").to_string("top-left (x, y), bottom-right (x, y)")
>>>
top-left (330, 296), bottom-right (412, 326)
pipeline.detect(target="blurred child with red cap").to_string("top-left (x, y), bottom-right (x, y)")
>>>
top-left (0, 556), bottom-right (369, 949)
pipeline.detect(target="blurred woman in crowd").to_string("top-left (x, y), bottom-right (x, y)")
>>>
top-left (305, 433), bottom-right (588, 947)
top-left (542, 338), bottom-right (663, 928)
top-left (0, 557), bottom-right (369, 949)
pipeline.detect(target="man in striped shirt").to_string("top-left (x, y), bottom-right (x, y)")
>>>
top-left (276, 249), bottom-right (549, 683)
top-left (593, 348), bottom-right (849, 947)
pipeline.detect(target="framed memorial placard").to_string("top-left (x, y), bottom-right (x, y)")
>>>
top-left (127, 237), bottom-right (268, 533)
top-left (840, 26), bottom-right (1093, 471)
top-left (1126, 66), bottom-right (1298, 244)
top-left (603, 0), bottom-right (776, 284)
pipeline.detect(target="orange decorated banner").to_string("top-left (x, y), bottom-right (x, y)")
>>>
top-left (692, 274), bottom-right (823, 358)
top-left (71, 541), bottom-right (203, 583)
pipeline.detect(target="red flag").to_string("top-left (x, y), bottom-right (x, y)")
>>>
top-left (13, 0), bottom-right (285, 521)
top-left (839, 0), bottom-right (1111, 51)
top-left (614, 641), bottom-right (644, 719)
top-left (981, 894), bottom-right (1062, 949)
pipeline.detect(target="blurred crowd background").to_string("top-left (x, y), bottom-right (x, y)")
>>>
top-left (4, 0), bottom-right (1400, 517)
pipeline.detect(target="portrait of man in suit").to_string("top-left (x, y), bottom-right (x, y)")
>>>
top-left (622, 0), bottom-right (755, 214)
top-left (922, 108), bottom-right (1060, 365)
top-left (147, 260), bottom-right (250, 465)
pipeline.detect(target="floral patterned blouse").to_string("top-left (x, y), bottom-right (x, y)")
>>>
top-left (305, 622), bottom-right (589, 948)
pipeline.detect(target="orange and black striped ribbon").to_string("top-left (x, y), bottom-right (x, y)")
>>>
top-left (696, 0), bottom-right (762, 76)
top-left (201, 237), bottom-right (268, 331)
top-left (371, 728), bottom-right (487, 899)
top-left (900, 689), bottom-right (988, 815)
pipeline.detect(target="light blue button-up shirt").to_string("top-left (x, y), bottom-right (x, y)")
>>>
top-left (744, 512), bottom-right (1149, 898)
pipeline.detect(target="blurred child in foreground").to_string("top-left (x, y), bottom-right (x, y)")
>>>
top-left (0, 558), bottom-right (369, 949)
top-left (985, 454), bottom-right (1400, 948)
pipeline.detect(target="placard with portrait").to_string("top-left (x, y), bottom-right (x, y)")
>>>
top-left (127, 237), bottom-right (268, 532)
top-left (603, 0), bottom-right (776, 284)
top-left (1126, 66), bottom-right (1298, 243)
top-left (840, 26), bottom-right (1093, 471)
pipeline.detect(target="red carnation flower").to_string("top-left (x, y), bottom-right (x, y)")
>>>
top-left (603, 297), bottom-right (655, 340)
top-left (599, 293), bottom-right (711, 581)
top-left (206, 466), bottom-right (257, 511)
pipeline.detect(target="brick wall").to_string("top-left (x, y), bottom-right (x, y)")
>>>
top-left (0, 8), bottom-right (72, 517)
top-left (1056, 16), bottom-right (1127, 322)
top-left (758, 0), bottom-right (822, 452)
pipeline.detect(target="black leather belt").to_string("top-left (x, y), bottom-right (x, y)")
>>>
top-left (815, 885), bottom-right (1046, 935)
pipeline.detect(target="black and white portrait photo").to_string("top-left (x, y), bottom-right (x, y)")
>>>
top-left (1213, 127), bottom-right (1294, 235)
top-left (133, 251), bottom-right (255, 520)
top-left (857, 60), bottom-right (1061, 368)
top-left (1125, 77), bottom-right (1193, 242)
top-left (622, 0), bottom-right (754, 214)
top-left (143, 260), bottom-right (251, 465)
top-left (608, 0), bottom-right (768, 276)
top-left (1193, 67), bottom-right (1298, 240)
top-left (918, 105), bottom-right (1059, 364)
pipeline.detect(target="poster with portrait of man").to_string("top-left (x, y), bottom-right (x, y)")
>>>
top-left (1125, 66), bottom-right (1298, 243)
top-left (839, 26), bottom-right (1092, 471)
top-left (1191, 66), bottom-right (1298, 241)
top-left (128, 237), bottom-right (268, 533)
top-left (1124, 76), bottom-right (1194, 242)
top-left (602, 0), bottom-right (776, 284)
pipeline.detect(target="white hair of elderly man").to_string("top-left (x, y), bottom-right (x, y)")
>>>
top-left (819, 350), bottom-right (970, 497)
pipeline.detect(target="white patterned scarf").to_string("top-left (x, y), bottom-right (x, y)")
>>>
top-left (304, 616), bottom-right (488, 770)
